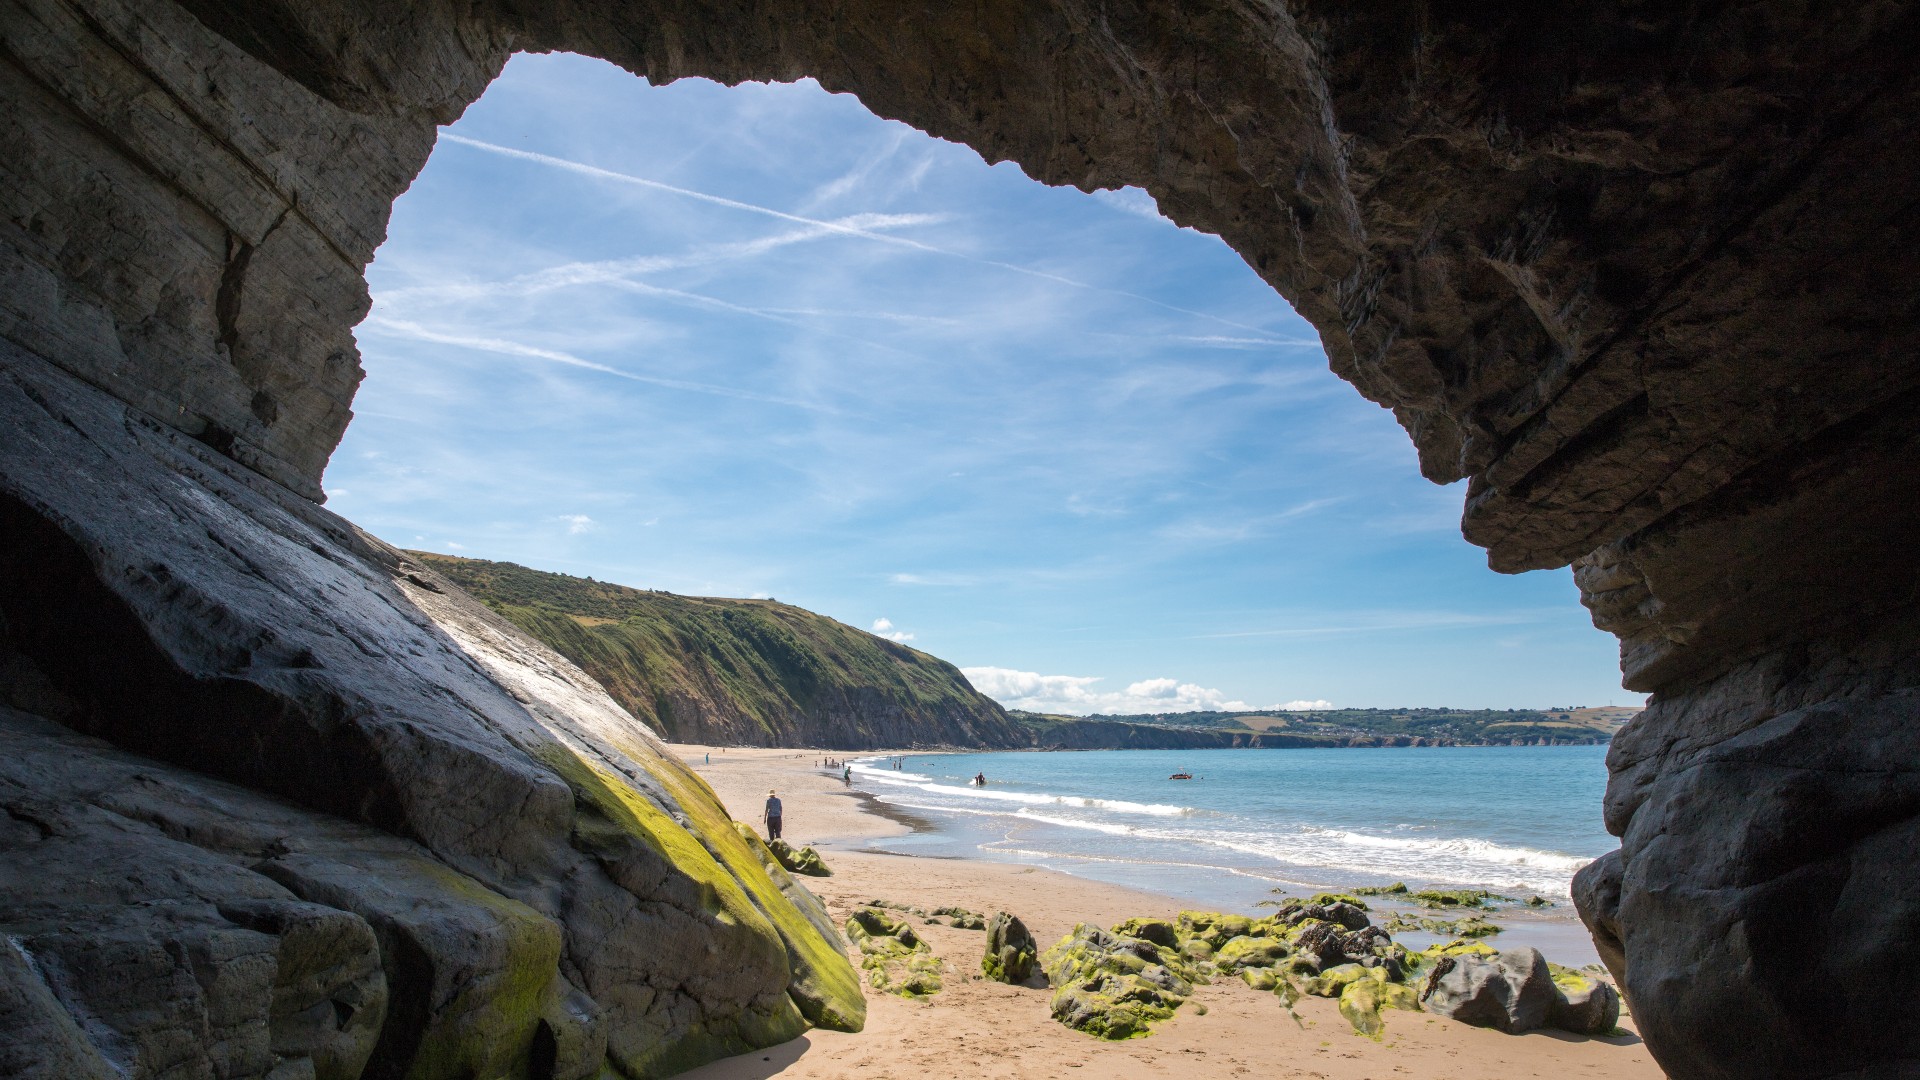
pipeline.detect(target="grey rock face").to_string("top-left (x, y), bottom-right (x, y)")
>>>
top-left (2, 0), bottom-right (1917, 1075)
top-left (0, 349), bottom-right (861, 1075)
top-left (982, 912), bottom-right (1038, 985)
top-left (1420, 948), bottom-right (1556, 1035)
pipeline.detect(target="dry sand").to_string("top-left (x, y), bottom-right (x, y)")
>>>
top-left (672, 745), bottom-right (1665, 1080)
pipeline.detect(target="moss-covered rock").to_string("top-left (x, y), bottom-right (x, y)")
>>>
top-left (767, 838), bottom-right (832, 877)
top-left (934, 906), bottom-right (987, 930)
top-left (982, 911), bottom-right (1038, 984)
top-left (1113, 917), bottom-right (1180, 949)
top-left (1176, 911), bottom-right (1254, 949)
top-left (1409, 888), bottom-right (1510, 910)
top-left (846, 907), bottom-right (944, 998)
top-left (1547, 964), bottom-right (1622, 1035)
top-left (1041, 924), bottom-right (1194, 1039)
top-left (1352, 882), bottom-right (1410, 896)
top-left (1214, 934), bottom-right (1290, 971)
top-left (1384, 912), bottom-right (1503, 938)
top-left (1337, 974), bottom-right (1421, 1040)
top-left (546, 745), bottom-right (866, 1048)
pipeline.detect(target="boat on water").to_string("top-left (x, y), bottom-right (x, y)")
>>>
top-left (1168, 771), bottom-right (1194, 780)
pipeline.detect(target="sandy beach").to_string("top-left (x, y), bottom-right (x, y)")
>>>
top-left (670, 746), bottom-right (1664, 1080)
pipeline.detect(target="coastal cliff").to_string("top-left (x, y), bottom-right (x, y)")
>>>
top-left (1, 0), bottom-right (1915, 1077)
top-left (415, 553), bottom-right (1024, 750)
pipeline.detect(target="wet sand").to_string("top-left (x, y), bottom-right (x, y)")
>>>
top-left (673, 745), bottom-right (1665, 1080)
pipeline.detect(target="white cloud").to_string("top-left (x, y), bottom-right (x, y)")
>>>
top-left (870, 617), bottom-right (915, 642)
top-left (560, 514), bottom-right (596, 534)
top-left (960, 666), bottom-right (1270, 715)
top-left (1280, 699), bottom-right (1334, 711)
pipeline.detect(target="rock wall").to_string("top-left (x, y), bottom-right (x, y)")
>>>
top-left (2, 0), bottom-right (1915, 1077)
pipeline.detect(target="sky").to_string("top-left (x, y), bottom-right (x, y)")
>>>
top-left (324, 52), bottom-right (1634, 715)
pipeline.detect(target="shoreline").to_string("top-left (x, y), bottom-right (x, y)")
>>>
top-left (669, 744), bottom-right (1661, 1080)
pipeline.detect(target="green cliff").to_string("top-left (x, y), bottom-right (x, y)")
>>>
top-left (413, 553), bottom-right (1025, 749)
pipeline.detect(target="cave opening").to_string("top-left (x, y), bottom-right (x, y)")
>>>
top-left (324, 51), bottom-right (1628, 718)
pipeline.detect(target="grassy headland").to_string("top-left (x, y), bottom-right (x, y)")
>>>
top-left (414, 552), bottom-right (1023, 749)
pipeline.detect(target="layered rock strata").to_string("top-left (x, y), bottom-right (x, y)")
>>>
top-left (2, 0), bottom-right (1917, 1077)
top-left (0, 349), bottom-right (862, 1078)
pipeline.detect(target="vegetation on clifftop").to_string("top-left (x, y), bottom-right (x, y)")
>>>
top-left (413, 552), bottom-right (1022, 748)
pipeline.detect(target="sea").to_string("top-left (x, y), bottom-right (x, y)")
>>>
top-left (842, 745), bottom-right (1614, 965)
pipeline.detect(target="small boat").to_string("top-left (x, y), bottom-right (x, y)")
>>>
top-left (1168, 771), bottom-right (1194, 780)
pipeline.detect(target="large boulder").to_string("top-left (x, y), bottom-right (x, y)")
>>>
top-left (981, 912), bottom-right (1038, 984)
top-left (1419, 947), bottom-right (1556, 1034)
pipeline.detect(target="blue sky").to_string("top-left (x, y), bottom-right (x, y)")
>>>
top-left (325, 52), bottom-right (1632, 714)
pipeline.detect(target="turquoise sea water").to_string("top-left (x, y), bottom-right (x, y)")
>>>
top-left (844, 746), bottom-right (1615, 962)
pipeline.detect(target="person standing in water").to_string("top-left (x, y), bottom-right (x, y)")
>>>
top-left (763, 790), bottom-right (783, 841)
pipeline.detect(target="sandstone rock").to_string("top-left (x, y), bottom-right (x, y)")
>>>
top-left (981, 912), bottom-right (1038, 984)
top-left (1419, 948), bottom-right (1556, 1034)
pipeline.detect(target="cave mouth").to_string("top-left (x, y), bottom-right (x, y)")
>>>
top-left (327, 52), bottom-right (1626, 716)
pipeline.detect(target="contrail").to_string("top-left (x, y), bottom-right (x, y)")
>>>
top-left (363, 316), bottom-right (844, 414)
top-left (438, 133), bottom-right (1301, 339)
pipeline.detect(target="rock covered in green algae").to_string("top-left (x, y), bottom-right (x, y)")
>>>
top-left (1041, 924), bottom-right (1197, 1039)
top-left (1337, 974), bottom-right (1422, 1040)
top-left (766, 838), bottom-right (832, 876)
top-left (934, 906), bottom-right (987, 930)
top-left (846, 907), bottom-right (943, 997)
top-left (1410, 888), bottom-right (1511, 910)
top-left (1384, 912), bottom-right (1503, 938)
top-left (982, 911), bottom-right (1038, 983)
top-left (1547, 964), bottom-right (1621, 1035)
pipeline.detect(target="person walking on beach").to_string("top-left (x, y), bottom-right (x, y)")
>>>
top-left (842, 765), bottom-right (852, 786)
top-left (763, 790), bottom-right (783, 841)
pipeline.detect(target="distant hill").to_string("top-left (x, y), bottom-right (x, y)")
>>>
top-left (414, 553), bottom-right (1026, 749)
top-left (1043, 706), bottom-right (1630, 746)
top-left (415, 552), bottom-right (1630, 751)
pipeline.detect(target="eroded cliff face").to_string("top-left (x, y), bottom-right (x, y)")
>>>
top-left (1, 0), bottom-right (1915, 1077)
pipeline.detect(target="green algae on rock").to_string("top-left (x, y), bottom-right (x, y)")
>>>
top-left (766, 837), bottom-right (832, 877)
top-left (1041, 923), bottom-right (1200, 1039)
top-left (847, 907), bottom-right (944, 998)
top-left (933, 906), bottom-right (987, 930)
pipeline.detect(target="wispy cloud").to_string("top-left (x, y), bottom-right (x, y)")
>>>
top-left (362, 317), bottom-right (843, 414)
top-left (440, 133), bottom-right (1284, 335)
top-left (559, 514), bottom-right (596, 534)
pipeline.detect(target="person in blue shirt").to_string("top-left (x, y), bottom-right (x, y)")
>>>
top-left (763, 790), bottom-right (783, 841)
